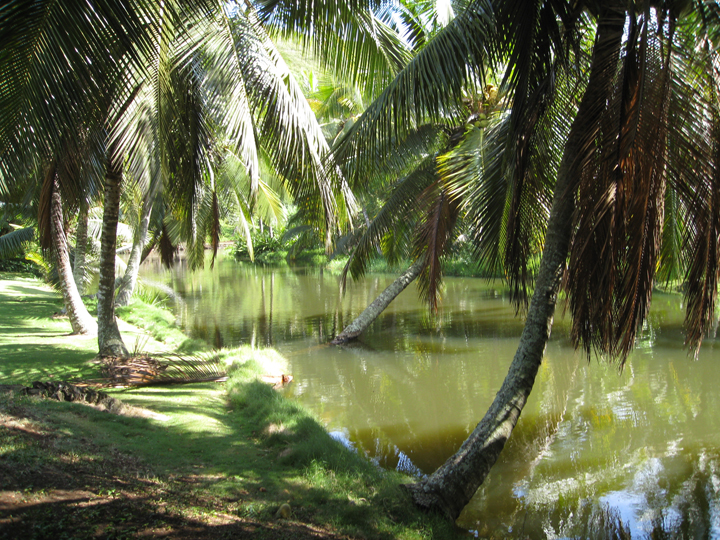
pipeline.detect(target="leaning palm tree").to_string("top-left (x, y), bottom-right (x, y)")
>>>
top-left (41, 148), bottom-right (101, 336)
top-left (262, 0), bottom-right (720, 521)
top-left (291, 1), bottom-right (481, 344)
top-left (331, 122), bottom-right (471, 344)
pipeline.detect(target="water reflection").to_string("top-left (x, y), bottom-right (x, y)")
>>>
top-left (139, 257), bottom-right (720, 537)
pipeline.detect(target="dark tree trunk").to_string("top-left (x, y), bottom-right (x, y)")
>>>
top-left (331, 257), bottom-right (425, 344)
top-left (115, 190), bottom-right (155, 307)
top-left (97, 150), bottom-right (129, 357)
top-left (72, 200), bottom-right (89, 296)
top-left (404, 9), bottom-right (626, 521)
top-left (50, 176), bottom-right (97, 335)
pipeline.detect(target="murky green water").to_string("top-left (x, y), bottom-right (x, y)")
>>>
top-left (140, 257), bottom-right (720, 538)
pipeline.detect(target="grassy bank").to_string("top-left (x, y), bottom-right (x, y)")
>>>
top-left (0, 273), bottom-right (459, 539)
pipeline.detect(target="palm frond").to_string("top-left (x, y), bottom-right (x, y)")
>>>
top-left (202, 7), bottom-right (262, 196)
top-left (0, 0), bottom-right (162, 175)
top-left (668, 7), bottom-right (720, 353)
top-left (567, 5), bottom-right (672, 360)
top-left (680, 115), bottom-right (720, 354)
top-left (259, 0), bottom-right (411, 99)
top-left (0, 226), bottom-right (35, 259)
top-left (340, 158), bottom-right (437, 291)
top-left (95, 352), bottom-right (227, 388)
top-left (657, 188), bottom-right (685, 285)
top-left (414, 187), bottom-right (461, 312)
top-left (158, 222), bottom-right (178, 268)
top-left (234, 10), bottom-right (353, 241)
top-left (334, 0), bottom-right (495, 184)
top-left (441, 120), bottom-right (507, 277)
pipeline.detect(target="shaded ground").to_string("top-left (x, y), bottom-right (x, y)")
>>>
top-left (0, 393), bottom-right (348, 540)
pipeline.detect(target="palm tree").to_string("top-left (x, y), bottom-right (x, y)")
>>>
top-left (1, 0), bottom-right (362, 356)
top-left (306, 2), bottom-right (480, 344)
top-left (72, 199), bottom-right (92, 296)
top-left (331, 122), bottom-right (471, 344)
top-left (262, 0), bottom-right (720, 520)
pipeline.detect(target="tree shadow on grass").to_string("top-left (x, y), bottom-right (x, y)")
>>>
top-left (0, 344), bottom-right (97, 384)
top-left (0, 493), bottom-right (350, 540)
top-left (0, 290), bottom-right (64, 321)
top-left (0, 378), bottom-right (437, 540)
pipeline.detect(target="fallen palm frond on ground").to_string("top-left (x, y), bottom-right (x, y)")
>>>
top-left (91, 353), bottom-right (228, 388)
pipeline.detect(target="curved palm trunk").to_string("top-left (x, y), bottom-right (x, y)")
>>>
top-left (405, 10), bottom-right (626, 520)
top-left (72, 201), bottom-right (89, 296)
top-left (50, 177), bottom-right (97, 335)
top-left (331, 257), bottom-right (425, 344)
top-left (97, 152), bottom-right (129, 357)
top-left (115, 192), bottom-right (155, 307)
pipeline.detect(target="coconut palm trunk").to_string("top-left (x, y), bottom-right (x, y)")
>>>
top-left (115, 189), bottom-right (156, 307)
top-left (97, 151), bottom-right (129, 357)
top-left (404, 9), bottom-right (626, 520)
top-left (49, 173), bottom-right (98, 335)
top-left (331, 257), bottom-right (425, 344)
top-left (72, 200), bottom-right (90, 296)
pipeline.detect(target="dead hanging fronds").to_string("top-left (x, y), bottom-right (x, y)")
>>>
top-left (413, 186), bottom-right (461, 312)
top-left (89, 353), bottom-right (227, 388)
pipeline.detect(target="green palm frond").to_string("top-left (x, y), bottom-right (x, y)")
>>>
top-left (0, 226), bottom-right (34, 259)
top-left (340, 158), bottom-right (437, 291)
top-left (203, 8), bottom-right (262, 196)
top-left (0, 0), bottom-right (166, 185)
top-left (440, 121), bottom-right (507, 278)
top-left (240, 9), bottom-right (355, 241)
top-left (334, 0), bottom-right (495, 184)
top-left (259, 0), bottom-right (411, 99)
top-left (311, 77), bottom-right (366, 122)
top-left (657, 188), bottom-right (685, 285)
top-left (162, 55), bottom-right (215, 270)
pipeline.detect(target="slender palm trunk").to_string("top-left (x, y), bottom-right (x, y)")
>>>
top-left (331, 257), bottom-right (425, 344)
top-left (50, 176), bottom-right (97, 335)
top-left (115, 191), bottom-right (155, 307)
top-left (73, 201), bottom-right (89, 296)
top-left (97, 151), bottom-right (129, 357)
top-left (404, 10), bottom-right (626, 520)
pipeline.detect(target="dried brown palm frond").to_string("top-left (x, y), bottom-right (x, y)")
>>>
top-left (413, 185), bottom-right (461, 313)
top-left (564, 5), bottom-right (664, 362)
top-left (91, 353), bottom-right (227, 388)
top-left (158, 223), bottom-right (178, 268)
top-left (566, 3), bottom-right (720, 361)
